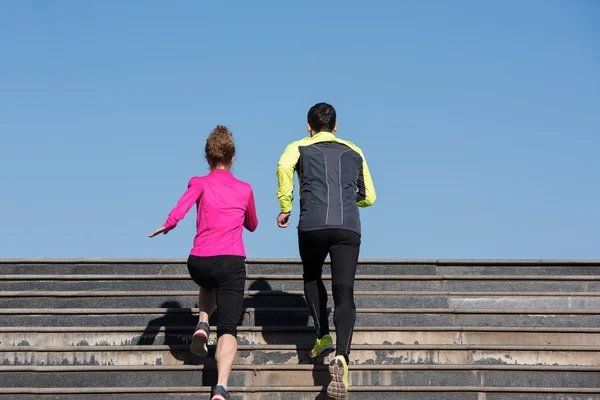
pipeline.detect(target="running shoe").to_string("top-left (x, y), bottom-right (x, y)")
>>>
top-left (327, 355), bottom-right (349, 400)
top-left (310, 334), bottom-right (335, 358)
top-left (211, 385), bottom-right (230, 400)
top-left (189, 321), bottom-right (210, 356)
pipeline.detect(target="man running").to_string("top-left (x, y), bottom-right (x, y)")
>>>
top-left (275, 103), bottom-right (376, 399)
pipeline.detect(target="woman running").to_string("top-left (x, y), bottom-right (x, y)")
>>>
top-left (149, 125), bottom-right (258, 400)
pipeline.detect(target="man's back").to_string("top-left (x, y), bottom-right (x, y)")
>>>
top-left (277, 130), bottom-right (376, 234)
top-left (281, 132), bottom-right (375, 234)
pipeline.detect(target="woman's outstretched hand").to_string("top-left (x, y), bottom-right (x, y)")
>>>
top-left (148, 226), bottom-right (168, 238)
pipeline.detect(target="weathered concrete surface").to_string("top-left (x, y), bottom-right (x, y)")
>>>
top-left (1, 368), bottom-right (599, 388)
top-left (487, 395), bottom-right (600, 400)
top-left (2, 260), bottom-right (599, 276)
top-left (3, 309), bottom-right (600, 328)
top-left (1, 392), bottom-right (600, 400)
top-left (3, 293), bottom-right (600, 310)
top-left (1, 259), bottom-right (598, 398)
top-left (2, 328), bottom-right (598, 347)
top-left (2, 277), bottom-right (445, 292)
top-left (0, 393), bottom-right (474, 400)
top-left (2, 277), bottom-right (597, 293)
top-left (1, 347), bottom-right (598, 366)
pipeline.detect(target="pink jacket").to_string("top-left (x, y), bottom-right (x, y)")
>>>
top-left (163, 170), bottom-right (258, 257)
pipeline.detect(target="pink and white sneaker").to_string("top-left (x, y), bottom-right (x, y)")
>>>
top-left (189, 321), bottom-right (210, 356)
top-left (211, 385), bottom-right (230, 400)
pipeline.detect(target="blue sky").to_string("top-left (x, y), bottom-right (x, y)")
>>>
top-left (1, 0), bottom-right (599, 259)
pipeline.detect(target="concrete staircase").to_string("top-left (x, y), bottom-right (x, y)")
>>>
top-left (1, 259), bottom-right (599, 400)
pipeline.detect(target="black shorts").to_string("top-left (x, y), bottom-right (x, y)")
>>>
top-left (187, 255), bottom-right (246, 338)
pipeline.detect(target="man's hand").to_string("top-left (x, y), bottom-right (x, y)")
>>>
top-left (149, 226), bottom-right (168, 238)
top-left (276, 212), bottom-right (291, 228)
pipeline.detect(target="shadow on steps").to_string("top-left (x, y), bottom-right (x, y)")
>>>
top-left (137, 280), bottom-right (331, 396)
top-left (246, 279), bottom-right (331, 398)
top-left (137, 301), bottom-right (217, 385)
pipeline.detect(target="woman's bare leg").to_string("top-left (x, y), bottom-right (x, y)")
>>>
top-left (198, 288), bottom-right (216, 323)
top-left (215, 333), bottom-right (237, 386)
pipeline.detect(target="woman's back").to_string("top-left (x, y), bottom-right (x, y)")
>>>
top-left (189, 170), bottom-right (257, 257)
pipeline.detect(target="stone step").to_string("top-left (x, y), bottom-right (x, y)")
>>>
top-left (1, 365), bottom-right (599, 388)
top-left (3, 326), bottom-right (599, 347)
top-left (3, 259), bottom-right (598, 399)
top-left (2, 259), bottom-right (599, 276)
top-left (1, 307), bottom-right (599, 328)
top-left (2, 291), bottom-right (600, 309)
top-left (2, 344), bottom-right (598, 366)
top-left (2, 386), bottom-right (600, 400)
top-left (3, 275), bottom-right (599, 293)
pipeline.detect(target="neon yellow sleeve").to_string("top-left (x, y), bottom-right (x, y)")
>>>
top-left (343, 142), bottom-right (376, 207)
top-left (357, 150), bottom-right (376, 207)
top-left (276, 141), bottom-right (301, 213)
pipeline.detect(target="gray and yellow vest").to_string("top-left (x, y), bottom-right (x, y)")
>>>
top-left (276, 131), bottom-right (376, 234)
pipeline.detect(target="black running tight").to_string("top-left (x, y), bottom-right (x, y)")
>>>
top-left (298, 229), bottom-right (360, 360)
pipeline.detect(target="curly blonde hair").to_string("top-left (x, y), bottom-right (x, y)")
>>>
top-left (205, 125), bottom-right (235, 169)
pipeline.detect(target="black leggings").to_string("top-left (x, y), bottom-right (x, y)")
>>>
top-left (187, 255), bottom-right (246, 338)
top-left (298, 229), bottom-right (361, 358)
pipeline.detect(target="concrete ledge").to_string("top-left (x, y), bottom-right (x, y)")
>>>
top-left (2, 364), bottom-right (599, 372)
top-left (2, 326), bottom-right (599, 333)
top-left (2, 386), bottom-right (600, 394)
top-left (1, 307), bottom-right (598, 315)
top-left (1, 259), bottom-right (599, 266)
top-left (2, 290), bottom-right (599, 297)
top-left (2, 274), bottom-right (599, 280)
top-left (2, 344), bottom-right (598, 352)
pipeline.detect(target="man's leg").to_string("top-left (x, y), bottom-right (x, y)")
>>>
top-left (329, 230), bottom-right (361, 363)
top-left (327, 230), bottom-right (360, 400)
top-left (298, 230), bottom-right (331, 343)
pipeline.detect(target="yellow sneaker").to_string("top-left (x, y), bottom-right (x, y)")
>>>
top-left (310, 334), bottom-right (335, 358)
top-left (327, 355), bottom-right (349, 399)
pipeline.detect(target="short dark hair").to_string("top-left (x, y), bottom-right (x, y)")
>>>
top-left (307, 103), bottom-right (336, 133)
